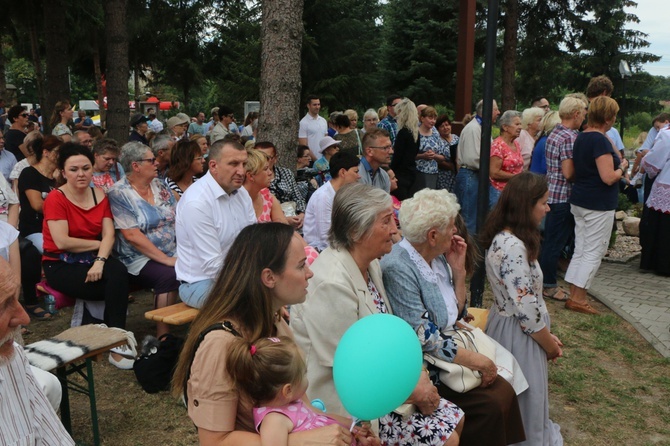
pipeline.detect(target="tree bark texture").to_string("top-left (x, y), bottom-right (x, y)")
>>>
top-left (28, 6), bottom-right (46, 111)
top-left (501, 0), bottom-right (518, 111)
top-left (0, 44), bottom-right (6, 102)
top-left (93, 36), bottom-right (106, 128)
top-left (258, 0), bottom-right (304, 172)
top-left (43, 0), bottom-right (70, 133)
top-left (103, 0), bottom-right (130, 143)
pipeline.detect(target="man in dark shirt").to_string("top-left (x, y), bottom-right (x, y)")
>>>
top-left (128, 113), bottom-right (149, 145)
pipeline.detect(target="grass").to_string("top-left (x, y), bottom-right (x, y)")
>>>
top-left (21, 279), bottom-right (670, 445)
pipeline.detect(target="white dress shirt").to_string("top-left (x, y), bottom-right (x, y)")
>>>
top-left (1, 344), bottom-right (74, 445)
top-left (175, 171), bottom-right (256, 283)
top-left (303, 181), bottom-right (336, 251)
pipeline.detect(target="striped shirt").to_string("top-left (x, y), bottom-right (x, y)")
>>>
top-left (545, 123), bottom-right (578, 204)
top-left (1, 343), bottom-right (74, 445)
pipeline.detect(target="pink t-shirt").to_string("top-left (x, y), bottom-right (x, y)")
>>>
top-left (489, 137), bottom-right (524, 191)
top-left (254, 400), bottom-right (354, 445)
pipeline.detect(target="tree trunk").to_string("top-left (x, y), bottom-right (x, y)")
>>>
top-left (43, 0), bottom-right (70, 133)
top-left (0, 44), bottom-right (6, 102)
top-left (28, 6), bottom-right (46, 111)
top-left (501, 0), bottom-right (518, 111)
top-left (258, 0), bottom-right (304, 173)
top-left (92, 36), bottom-right (106, 128)
top-left (134, 62), bottom-right (141, 110)
top-left (103, 0), bottom-right (129, 144)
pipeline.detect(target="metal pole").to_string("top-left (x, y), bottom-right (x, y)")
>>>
top-left (620, 76), bottom-right (627, 141)
top-left (470, 0), bottom-right (499, 308)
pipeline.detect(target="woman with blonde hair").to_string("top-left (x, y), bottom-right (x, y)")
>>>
top-left (529, 111), bottom-right (561, 175)
top-left (390, 98), bottom-right (420, 200)
top-left (50, 101), bottom-right (74, 142)
top-left (517, 107), bottom-right (545, 169)
top-left (243, 149), bottom-right (287, 223)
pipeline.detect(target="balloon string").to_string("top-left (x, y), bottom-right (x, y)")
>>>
top-left (349, 417), bottom-right (359, 432)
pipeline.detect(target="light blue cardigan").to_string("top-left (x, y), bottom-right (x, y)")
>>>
top-left (380, 242), bottom-right (467, 362)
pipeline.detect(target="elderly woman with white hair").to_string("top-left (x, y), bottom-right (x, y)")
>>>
top-left (362, 108), bottom-right (379, 133)
top-left (381, 188), bottom-right (525, 446)
top-left (107, 141), bottom-right (179, 337)
top-left (292, 183), bottom-right (465, 446)
top-left (489, 110), bottom-right (524, 206)
top-left (517, 107), bottom-right (545, 170)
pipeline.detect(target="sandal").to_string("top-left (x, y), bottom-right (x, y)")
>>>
top-left (543, 287), bottom-right (570, 302)
top-left (25, 305), bottom-right (53, 321)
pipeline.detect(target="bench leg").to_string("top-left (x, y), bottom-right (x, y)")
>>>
top-left (86, 358), bottom-right (101, 446)
top-left (56, 366), bottom-right (72, 433)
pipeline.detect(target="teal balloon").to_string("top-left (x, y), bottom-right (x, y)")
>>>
top-left (333, 313), bottom-right (422, 420)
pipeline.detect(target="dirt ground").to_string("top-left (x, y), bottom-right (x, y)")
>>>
top-left (19, 280), bottom-right (670, 446)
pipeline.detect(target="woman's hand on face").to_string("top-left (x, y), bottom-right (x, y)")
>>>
top-left (85, 261), bottom-right (104, 283)
top-left (408, 370), bottom-right (440, 415)
top-left (445, 234), bottom-right (467, 273)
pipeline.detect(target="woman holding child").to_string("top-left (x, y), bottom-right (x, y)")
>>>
top-left (172, 223), bottom-right (369, 445)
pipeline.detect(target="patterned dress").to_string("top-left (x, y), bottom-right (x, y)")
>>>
top-left (437, 135), bottom-right (458, 193)
top-left (257, 188), bottom-right (274, 222)
top-left (485, 231), bottom-right (563, 446)
top-left (371, 274), bottom-right (464, 446)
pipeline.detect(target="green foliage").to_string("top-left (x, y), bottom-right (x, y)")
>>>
top-left (301, 0), bottom-right (383, 111)
top-left (381, 0), bottom-right (460, 108)
top-left (617, 193), bottom-right (632, 212)
top-left (627, 112), bottom-right (652, 132)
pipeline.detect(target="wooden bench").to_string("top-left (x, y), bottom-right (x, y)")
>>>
top-left (144, 302), bottom-right (199, 326)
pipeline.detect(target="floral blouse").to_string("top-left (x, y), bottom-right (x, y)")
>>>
top-left (313, 157), bottom-right (331, 186)
top-left (107, 177), bottom-right (177, 275)
top-left (485, 231), bottom-right (547, 334)
top-left (489, 137), bottom-right (523, 191)
top-left (52, 123), bottom-right (73, 138)
top-left (416, 127), bottom-right (449, 175)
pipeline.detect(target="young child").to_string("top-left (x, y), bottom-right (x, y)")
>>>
top-left (226, 336), bottom-right (377, 446)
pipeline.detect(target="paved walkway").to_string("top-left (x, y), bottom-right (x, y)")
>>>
top-left (588, 260), bottom-right (670, 358)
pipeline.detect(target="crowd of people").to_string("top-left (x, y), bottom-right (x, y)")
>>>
top-left (1, 71), bottom-right (669, 445)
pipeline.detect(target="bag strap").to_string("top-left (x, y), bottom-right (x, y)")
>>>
top-left (183, 321), bottom-right (241, 405)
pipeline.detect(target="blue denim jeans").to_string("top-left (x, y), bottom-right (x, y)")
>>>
top-left (455, 167), bottom-right (480, 234)
top-left (179, 279), bottom-right (214, 309)
top-left (539, 202), bottom-right (575, 288)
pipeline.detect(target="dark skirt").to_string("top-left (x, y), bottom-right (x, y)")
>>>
top-left (437, 376), bottom-right (526, 446)
top-left (640, 207), bottom-right (670, 276)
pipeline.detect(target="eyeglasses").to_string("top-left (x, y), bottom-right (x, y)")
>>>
top-left (20, 113), bottom-right (29, 118)
top-left (364, 118), bottom-right (379, 122)
top-left (137, 158), bottom-right (157, 164)
top-left (390, 102), bottom-right (401, 108)
top-left (369, 145), bottom-right (393, 151)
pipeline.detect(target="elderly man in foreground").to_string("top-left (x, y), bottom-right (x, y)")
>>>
top-left (0, 257), bottom-right (74, 445)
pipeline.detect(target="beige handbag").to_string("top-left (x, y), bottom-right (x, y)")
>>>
top-left (424, 322), bottom-right (496, 393)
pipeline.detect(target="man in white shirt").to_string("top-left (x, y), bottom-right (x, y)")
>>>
top-left (358, 128), bottom-right (393, 193)
top-left (0, 258), bottom-right (74, 445)
top-left (454, 99), bottom-right (500, 234)
top-left (175, 140), bottom-right (256, 308)
top-left (304, 152), bottom-right (361, 251)
top-left (298, 95), bottom-right (328, 159)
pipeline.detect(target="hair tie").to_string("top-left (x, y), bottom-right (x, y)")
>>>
top-left (268, 337), bottom-right (281, 343)
top-left (250, 345), bottom-right (257, 356)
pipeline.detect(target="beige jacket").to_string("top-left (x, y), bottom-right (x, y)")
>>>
top-left (291, 247), bottom-right (392, 417)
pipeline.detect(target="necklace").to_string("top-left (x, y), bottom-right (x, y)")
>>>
top-left (65, 185), bottom-right (91, 209)
top-left (129, 179), bottom-right (152, 201)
